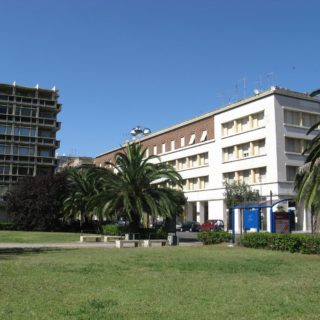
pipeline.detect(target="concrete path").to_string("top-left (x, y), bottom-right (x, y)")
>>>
top-left (0, 240), bottom-right (202, 250)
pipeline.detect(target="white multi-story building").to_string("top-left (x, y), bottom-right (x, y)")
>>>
top-left (95, 87), bottom-right (320, 232)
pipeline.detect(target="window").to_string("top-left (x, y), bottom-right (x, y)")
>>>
top-left (0, 106), bottom-right (7, 114)
top-left (199, 153), bottom-right (208, 165)
top-left (0, 166), bottom-right (10, 174)
top-left (0, 125), bottom-right (11, 134)
top-left (14, 127), bottom-right (36, 137)
top-left (168, 160), bottom-right (176, 169)
top-left (285, 137), bottom-right (302, 153)
top-left (243, 170), bottom-right (250, 184)
top-left (38, 149), bottom-right (51, 157)
top-left (189, 178), bottom-right (198, 191)
top-left (258, 139), bottom-right (265, 155)
top-left (241, 116), bottom-right (249, 132)
top-left (302, 140), bottom-right (311, 154)
top-left (12, 166), bottom-right (34, 176)
top-left (162, 143), bottom-right (166, 154)
top-left (153, 145), bottom-right (157, 155)
top-left (145, 147), bottom-right (149, 158)
top-left (182, 179), bottom-right (187, 191)
top-left (39, 130), bottom-right (51, 138)
top-left (284, 110), bottom-right (300, 126)
top-left (257, 167), bottom-right (266, 183)
top-left (257, 112), bottom-right (264, 127)
top-left (204, 152), bottom-right (208, 164)
top-left (199, 176), bottom-right (209, 189)
top-left (178, 158), bottom-right (187, 170)
top-left (302, 113), bottom-right (313, 127)
top-left (170, 140), bottom-right (175, 151)
top-left (222, 121), bottom-right (234, 136)
top-left (189, 155), bottom-right (197, 168)
top-left (223, 147), bottom-right (234, 161)
top-left (39, 111), bottom-right (54, 119)
top-left (240, 143), bottom-right (250, 158)
top-left (12, 146), bottom-right (35, 156)
top-left (0, 145), bottom-right (10, 154)
top-left (200, 130), bottom-right (207, 142)
top-left (180, 137), bottom-right (185, 147)
top-left (15, 107), bottom-right (35, 117)
top-left (224, 172), bottom-right (235, 183)
top-left (286, 166), bottom-right (298, 181)
top-left (189, 133), bottom-right (195, 145)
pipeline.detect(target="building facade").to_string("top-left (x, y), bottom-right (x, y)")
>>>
top-left (0, 83), bottom-right (61, 196)
top-left (57, 155), bottom-right (94, 171)
top-left (95, 87), bottom-right (320, 232)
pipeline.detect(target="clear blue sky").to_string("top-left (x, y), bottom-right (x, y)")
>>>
top-left (1, 0), bottom-right (319, 157)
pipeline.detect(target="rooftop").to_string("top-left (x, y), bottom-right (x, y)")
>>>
top-left (96, 87), bottom-right (320, 158)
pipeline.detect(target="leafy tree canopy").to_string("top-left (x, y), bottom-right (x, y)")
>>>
top-left (224, 181), bottom-right (260, 208)
top-left (6, 173), bottom-right (68, 231)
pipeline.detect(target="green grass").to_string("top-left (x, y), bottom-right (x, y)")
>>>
top-left (0, 230), bottom-right (81, 243)
top-left (0, 246), bottom-right (320, 319)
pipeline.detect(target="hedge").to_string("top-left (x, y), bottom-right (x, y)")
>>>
top-left (198, 231), bottom-right (232, 245)
top-left (102, 224), bottom-right (168, 239)
top-left (240, 232), bottom-right (320, 254)
top-left (0, 222), bottom-right (13, 230)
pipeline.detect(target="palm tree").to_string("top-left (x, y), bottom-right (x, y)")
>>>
top-left (63, 167), bottom-right (103, 231)
top-left (93, 143), bottom-right (186, 231)
top-left (295, 88), bottom-right (320, 230)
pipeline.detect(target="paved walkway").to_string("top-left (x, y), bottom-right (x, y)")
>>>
top-left (0, 241), bottom-right (203, 250)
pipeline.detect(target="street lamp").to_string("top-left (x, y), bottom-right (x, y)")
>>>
top-left (130, 126), bottom-right (151, 138)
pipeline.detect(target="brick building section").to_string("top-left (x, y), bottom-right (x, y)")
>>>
top-left (95, 115), bottom-right (215, 166)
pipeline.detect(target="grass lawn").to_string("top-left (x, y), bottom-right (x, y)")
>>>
top-left (0, 246), bottom-right (320, 320)
top-left (0, 230), bottom-right (81, 243)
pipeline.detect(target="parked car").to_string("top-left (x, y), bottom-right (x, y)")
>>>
top-left (180, 221), bottom-right (201, 232)
top-left (176, 222), bottom-right (183, 231)
top-left (116, 219), bottom-right (130, 227)
top-left (150, 220), bottom-right (165, 229)
top-left (200, 219), bottom-right (224, 232)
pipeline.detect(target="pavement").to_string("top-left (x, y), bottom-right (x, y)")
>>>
top-left (0, 232), bottom-right (202, 250)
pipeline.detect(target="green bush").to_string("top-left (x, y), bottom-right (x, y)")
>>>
top-left (240, 233), bottom-right (320, 254)
top-left (198, 231), bottom-right (232, 245)
top-left (0, 222), bottom-right (13, 230)
top-left (102, 224), bottom-right (121, 236)
top-left (138, 227), bottom-right (168, 239)
top-left (300, 236), bottom-right (320, 254)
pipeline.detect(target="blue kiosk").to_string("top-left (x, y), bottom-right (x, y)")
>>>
top-left (231, 199), bottom-right (294, 243)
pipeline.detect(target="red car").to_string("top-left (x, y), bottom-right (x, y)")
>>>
top-left (200, 219), bottom-right (224, 232)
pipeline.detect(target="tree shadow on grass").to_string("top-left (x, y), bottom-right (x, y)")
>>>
top-left (0, 248), bottom-right (78, 260)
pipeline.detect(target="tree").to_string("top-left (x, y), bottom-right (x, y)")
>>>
top-left (294, 88), bottom-right (320, 229)
top-left (6, 173), bottom-right (68, 231)
top-left (63, 167), bottom-right (103, 231)
top-left (93, 143), bottom-right (186, 231)
top-left (224, 181), bottom-right (260, 209)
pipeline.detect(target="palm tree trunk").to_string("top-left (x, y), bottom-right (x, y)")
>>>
top-left (129, 212), bottom-right (141, 233)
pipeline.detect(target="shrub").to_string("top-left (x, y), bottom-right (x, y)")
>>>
top-left (198, 231), bottom-right (232, 245)
top-left (0, 222), bottom-right (13, 230)
top-left (102, 225), bottom-right (168, 238)
top-left (137, 227), bottom-right (168, 239)
top-left (240, 233), bottom-right (320, 254)
top-left (300, 236), bottom-right (320, 254)
top-left (102, 224), bottom-right (120, 235)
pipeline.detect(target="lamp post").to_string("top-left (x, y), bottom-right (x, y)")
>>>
top-left (129, 126), bottom-right (151, 139)
top-left (129, 126), bottom-right (151, 228)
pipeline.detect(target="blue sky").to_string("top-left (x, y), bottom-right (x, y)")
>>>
top-left (0, 0), bottom-right (319, 156)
